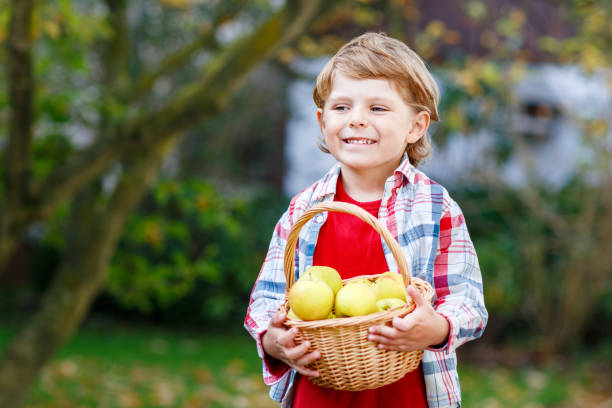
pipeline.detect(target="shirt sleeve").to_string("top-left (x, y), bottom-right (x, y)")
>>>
top-left (244, 209), bottom-right (294, 385)
top-left (428, 198), bottom-right (488, 354)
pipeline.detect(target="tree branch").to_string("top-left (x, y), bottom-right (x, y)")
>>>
top-left (128, 0), bottom-right (249, 101)
top-left (129, 0), bottom-right (336, 145)
top-left (103, 0), bottom-right (129, 84)
top-left (29, 0), bottom-right (340, 221)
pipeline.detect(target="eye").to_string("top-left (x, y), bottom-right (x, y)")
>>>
top-left (371, 106), bottom-right (388, 112)
top-left (332, 105), bottom-right (349, 112)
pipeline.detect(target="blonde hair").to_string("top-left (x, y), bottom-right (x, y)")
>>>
top-left (313, 32), bottom-right (440, 166)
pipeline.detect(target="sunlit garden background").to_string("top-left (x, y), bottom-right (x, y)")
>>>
top-left (1, 0), bottom-right (611, 407)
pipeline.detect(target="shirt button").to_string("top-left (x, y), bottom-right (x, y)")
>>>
top-left (315, 215), bottom-right (324, 223)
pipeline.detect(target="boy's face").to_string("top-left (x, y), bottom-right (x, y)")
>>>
top-left (317, 73), bottom-right (429, 181)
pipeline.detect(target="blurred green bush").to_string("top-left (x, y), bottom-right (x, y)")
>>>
top-left (107, 179), bottom-right (288, 328)
top-left (12, 178), bottom-right (287, 329)
top-left (455, 180), bottom-right (612, 351)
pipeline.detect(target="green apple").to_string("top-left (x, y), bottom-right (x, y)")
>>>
top-left (304, 266), bottom-right (343, 295)
top-left (288, 278), bottom-right (334, 321)
top-left (372, 276), bottom-right (407, 302)
top-left (376, 298), bottom-right (407, 312)
top-left (334, 282), bottom-right (378, 317)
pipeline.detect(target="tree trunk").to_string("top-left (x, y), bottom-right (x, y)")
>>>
top-left (0, 137), bottom-right (178, 408)
top-left (1, 0), bottom-right (34, 274)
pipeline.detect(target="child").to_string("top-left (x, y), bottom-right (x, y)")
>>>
top-left (244, 32), bottom-right (487, 408)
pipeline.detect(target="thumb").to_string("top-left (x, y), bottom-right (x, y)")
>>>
top-left (270, 310), bottom-right (287, 327)
top-left (407, 286), bottom-right (426, 308)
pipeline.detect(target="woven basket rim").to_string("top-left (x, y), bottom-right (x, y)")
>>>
top-left (282, 202), bottom-right (436, 327)
top-left (284, 202), bottom-right (412, 292)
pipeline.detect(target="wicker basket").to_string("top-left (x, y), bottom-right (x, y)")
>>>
top-left (280, 201), bottom-right (435, 391)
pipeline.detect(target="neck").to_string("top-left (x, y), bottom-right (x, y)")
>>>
top-left (339, 166), bottom-right (392, 202)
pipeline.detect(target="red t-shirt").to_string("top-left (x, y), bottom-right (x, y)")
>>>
top-left (292, 178), bottom-right (428, 408)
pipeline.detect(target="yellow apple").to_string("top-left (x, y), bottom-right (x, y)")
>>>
top-left (346, 278), bottom-right (373, 286)
top-left (288, 278), bottom-right (334, 321)
top-left (304, 266), bottom-right (342, 295)
top-left (334, 282), bottom-right (378, 317)
top-left (376, 298), bottom-right (407, 312)
top-left (287, 309), bottom-right (302, 321)
top-left (379, 271), bottom-right (405, 288)
top-left (372, 276), bottom-right (407, 301)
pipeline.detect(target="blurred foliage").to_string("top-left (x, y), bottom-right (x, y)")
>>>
top-left (0, 0), bottom-right (308, 319)
top-left (2, 0), bottom-right (612, 355)
top-left (456, 178), bottom-right (612, 350)
top-left (32, 178), bottom-right (288, 327)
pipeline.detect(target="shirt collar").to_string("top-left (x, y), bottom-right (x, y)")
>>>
top-left (393, 153), bottom-right (414, 185)
top-left (311, 154), bottom-right (415, 203)
top-left (311, 163), bottom-right (341, 202)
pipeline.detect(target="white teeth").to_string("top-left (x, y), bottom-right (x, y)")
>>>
top-left (345, 139), bottom-right (374, 144)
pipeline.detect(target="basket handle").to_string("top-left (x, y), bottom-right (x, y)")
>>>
top-left (284, 202), bottom-right (412, 292)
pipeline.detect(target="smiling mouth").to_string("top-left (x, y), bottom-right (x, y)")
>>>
top-left (344, 138), bottom-right (376, 145)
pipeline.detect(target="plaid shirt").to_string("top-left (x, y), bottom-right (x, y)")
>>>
top-left (244, 155), bottom-right (488, 407)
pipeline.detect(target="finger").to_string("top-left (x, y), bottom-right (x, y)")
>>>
top-left (377, 343), bottom-right (418, 352)
top-left (392, 315), bottom-right (415, 332)
top-left (368, 333), bottom-right (400, 346)
top-left (278, 327), bottom-right (298, 347)
top-left (293, 362), bottom-right (320, 378)
top-left (295, 349), bottom-right (321, 368)
top-left (368, 325), bottom-right (400, 341)
top-left (368, 328), bottom-right (419, 350)
top-left (407, 286), bottom-right (426, 308)
top-left (285, 339), bottom-right (311, 360)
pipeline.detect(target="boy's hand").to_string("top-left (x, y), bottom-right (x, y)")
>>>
top-left (262, 310), bottom-right (320, 377)
top-left (368, 286), bottom-right (450, 351)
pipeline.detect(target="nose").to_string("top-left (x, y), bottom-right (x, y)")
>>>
top-left (349, 109), bottom-right (368, 128)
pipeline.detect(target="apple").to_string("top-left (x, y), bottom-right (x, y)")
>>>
top-left (288, 278), bottom-right (334, 321)
top-left (287, 308), bottom-right (302, 321)
top-left (346, 278), bottom-right (373, 286)
top-left (379, 271), bottom-right (405, 288)
top-left (376, 298), bottom-right (407, 312)
top-left (372, 276), bottom-right (407, 302)
top-left (335, 282), bottom-right (378, 317)
top-left (304, 266), bottom-right (342, 295)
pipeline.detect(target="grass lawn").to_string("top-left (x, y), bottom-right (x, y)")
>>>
top-left (1, 321), bottom-right (610, 407)
top-left (1, 321), bottom-right (274, 408)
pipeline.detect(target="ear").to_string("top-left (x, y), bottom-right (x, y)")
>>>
top-left (317, 108), bottom-right (324, 129)
top-left (406, 111), bottom-right (430, 144)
